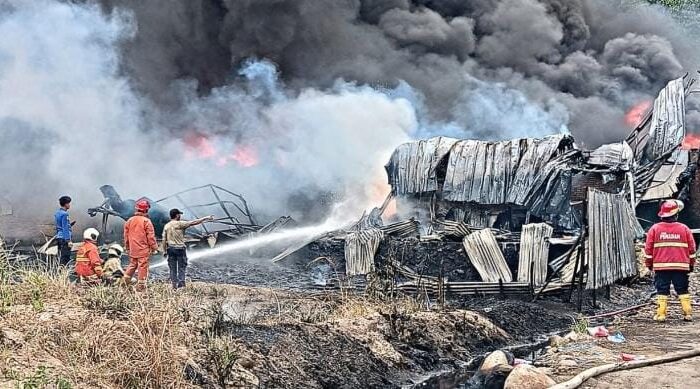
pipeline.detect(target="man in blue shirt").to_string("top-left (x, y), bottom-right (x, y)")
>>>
top-left (55, 195), bottom-right (73, 266)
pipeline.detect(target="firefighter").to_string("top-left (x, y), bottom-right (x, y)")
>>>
top-left (645, 199), bottom-right (696, 322)
top-left (103, 243), bottom-right (126, 285)
top-left (123, 199), bottom-right (158, 291)
top-left (75, 228), bottom-right (104, 285)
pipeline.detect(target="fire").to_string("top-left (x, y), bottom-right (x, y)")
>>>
top-left (230, 145), bottom-right (259, 167)
top-left (184, 134), bottom-right (217, 159)
top-left (682, 134), bottom-right (700, 150)
top-left (368, 176), bottom-right (396, 218)
top-left (624, 100), bottom-right (652, 128)
top-left (182, 132), bottom-right (259, 168)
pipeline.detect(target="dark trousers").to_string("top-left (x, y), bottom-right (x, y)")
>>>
top-left (655, 270), bottom-right (690, 296)
top-left (57, 238), bottom-right (72, 266)
top-left (167, 247), bottom-right (188, 289)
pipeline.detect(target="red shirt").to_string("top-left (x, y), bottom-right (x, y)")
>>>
top-left (124, 213), bottom-right (158, 258)
top-left (644, 221), bottom-right (696, 271)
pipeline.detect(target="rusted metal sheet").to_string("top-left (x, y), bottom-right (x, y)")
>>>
top-left (345, 228), bottom-right (384, 276)
top-left (517, 223), bottom-right (553, 286)
top-left (586, 188), bottom-right (638, 289)
top-left (385, 136), bottom-right (458, 195)
top-left (462, 229), bottom-right (512, 283)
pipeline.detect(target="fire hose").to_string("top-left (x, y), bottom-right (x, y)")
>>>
top-left (549, 347), bottom-right (700, 389)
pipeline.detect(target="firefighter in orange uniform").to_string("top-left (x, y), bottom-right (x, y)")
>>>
top-left (123, 199), bottom-right (158, 291)
top-left (645, 200), bottom-right (696, 322)
top-left (75, 228), bottom-right (104, 285)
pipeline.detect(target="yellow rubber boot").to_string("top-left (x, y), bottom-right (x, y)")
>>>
top-left (679, 294), bottom-right (693, 322)
top-left (654, 295), bottom-right (668, 322)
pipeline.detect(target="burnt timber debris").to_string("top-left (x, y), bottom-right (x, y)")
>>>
top-left (268, 75), bottom-right (700, 305)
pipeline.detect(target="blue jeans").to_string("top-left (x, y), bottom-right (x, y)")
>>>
top-left (167, 247), bottom-right (187, 289)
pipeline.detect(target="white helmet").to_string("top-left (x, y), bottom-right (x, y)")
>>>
top-left (108, 243), bottom-right (124, 257)
top-left (83, 228), bottom-right (100, 241)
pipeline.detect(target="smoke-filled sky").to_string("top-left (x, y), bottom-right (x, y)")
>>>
top-left (0, 0), bottom-right (699, 227)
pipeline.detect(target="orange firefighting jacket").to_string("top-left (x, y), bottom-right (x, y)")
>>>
top-left (644, 221), bottom-right (696, 271)
top-left (123, 212), bottom-right (157, 258)
top-left (75, 241), bottom-right (103, 277)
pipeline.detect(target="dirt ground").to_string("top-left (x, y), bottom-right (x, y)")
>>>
top-left (549, 302), bottom-right (700, 389)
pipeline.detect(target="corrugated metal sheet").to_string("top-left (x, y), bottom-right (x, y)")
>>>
top-left (345, 228), bottom-right (384, 276)
top-left (442, 135), bottom-right (569, 204)
top-left (643, 77), bottom-right (686, 164)
top-left (462, 229), bottom-right (513, 282)
top-left (385, 136), bottom-right (458, 195)
top-left (586, 188), bottom-right (638, 289)
top-left (640, 152), bottom-right (688, 201)
top-left (434, 219), bottom-right (472, 237)
top-left (587, 142), bottom-right (634, 171)
top-left (517, 223), bottom-right (553, 286)
top-left (380, 219), bottom-right (420, 237)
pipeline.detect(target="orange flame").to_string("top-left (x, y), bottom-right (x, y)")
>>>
top-left (682, 134), bottom-right (700, 150)
top-left (230, 145), bottom-right (259, 167)
top-left (184, 134), bottom-right (217, 159)
top-left (182, 132), bottom-right (259, 168)
top-left (368, 176), bottom-right (396, 218)
top-left (624, 100), bottom-right (652, 128)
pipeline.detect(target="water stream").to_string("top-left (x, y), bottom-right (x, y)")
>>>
top-left (150, 219), bottom-right (345, 269)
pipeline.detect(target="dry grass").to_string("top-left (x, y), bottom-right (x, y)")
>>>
top-left (0, 239), bottom-right (198, 388)
top-left (0, 238), bottom-right (448, 388)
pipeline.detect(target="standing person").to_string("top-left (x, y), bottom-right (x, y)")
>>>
top-left (123, 199), bottom-right (158, 291)
top-left (75, 228), bottom-right (104, 285)
top-left (162, 209), bottom-right (214, 289)
top-left (54, 196), bottom-right (73, 266)
top-left (645, 199), bottom-right (696, 322)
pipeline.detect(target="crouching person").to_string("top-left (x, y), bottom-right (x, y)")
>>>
top-left (75, 228), bottom-right (104, 286)
top-left (102, 243), bottom-right (126, 286)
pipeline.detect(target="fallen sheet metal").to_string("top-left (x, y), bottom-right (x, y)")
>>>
top-left (345, 229), bottom-right (384, 276)
top-left (587, 142), bottom-right (634, 171)
top-left (434, 219), bottom-right (472, 237)
top-left (517, 223), bottom-right (553, 286)
top-left (380, 219), bottom-right (420, 237)
top-left (640, 154), bottom-right (688, 201)
top-left (462, 229), bottom-right (512, 283)
top-left (385, 136), bottom-right (458, 195)
top-left (586, 188), bottom-right (638, 289)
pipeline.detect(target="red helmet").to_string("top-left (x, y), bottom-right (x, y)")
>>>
top-left (658, 199), bottom-right (684, 218)
top-left (135, 199), bottom-right (150, 213)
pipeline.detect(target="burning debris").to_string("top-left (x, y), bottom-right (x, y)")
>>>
top-left (257, 75), bottom-right (700, 306)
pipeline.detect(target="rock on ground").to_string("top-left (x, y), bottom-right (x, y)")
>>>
top-left (504, 364), bottom-right (556, 389)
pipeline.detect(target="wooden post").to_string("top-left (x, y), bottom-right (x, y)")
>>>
top-left (577, 237), bottom-right (586, 313)
top-left (568, 243), bottom-right (581, 303)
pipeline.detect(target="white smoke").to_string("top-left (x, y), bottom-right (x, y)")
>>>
top-left (0, 0), bottom-right (571, 235)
